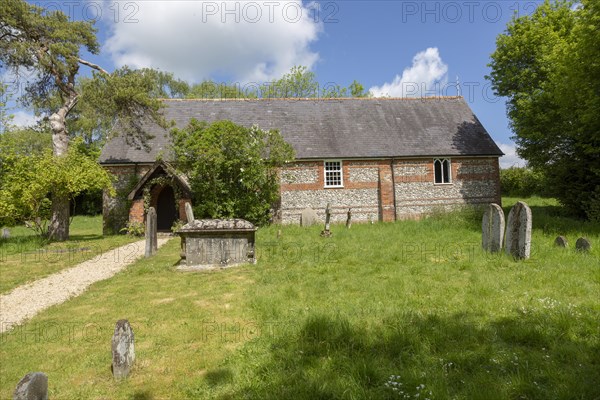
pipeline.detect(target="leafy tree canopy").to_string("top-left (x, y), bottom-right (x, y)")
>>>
top-left (488, 0), bottom-right (600, 220)
top-left (0, 137), bottom-right (113, 235)
top-left (0, 0), bottom-right (187, 239)
top-left (170, 120), bottom-right (295, 225)
top-left (182, 66), bottom-right (369, 99)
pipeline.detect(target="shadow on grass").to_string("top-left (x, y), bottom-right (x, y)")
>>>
top-left (217, 311), bottom-right (599, 400)
top-left (131, 391), bottom-right (153, 400)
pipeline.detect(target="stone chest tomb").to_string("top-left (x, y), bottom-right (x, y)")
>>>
top-left (176, 219), bottom-right (257, 267)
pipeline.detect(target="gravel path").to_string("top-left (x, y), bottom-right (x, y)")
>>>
top-left (0, 238), bottom-right (170, 333)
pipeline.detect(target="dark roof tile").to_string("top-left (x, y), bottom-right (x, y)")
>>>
top-left (99, 97), bottom-right (503, 164)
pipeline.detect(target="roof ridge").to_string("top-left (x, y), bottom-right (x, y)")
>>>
top-left (157, 96), bottom-right (464, 102)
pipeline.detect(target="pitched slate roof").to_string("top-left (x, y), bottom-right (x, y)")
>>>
top-left (99, 97), bottom-right (503, 164)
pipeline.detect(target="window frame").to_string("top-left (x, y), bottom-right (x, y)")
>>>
top-left (433, 158), bottom-right (452, 184)
top-left (324, 160), bottom-right (344, 188)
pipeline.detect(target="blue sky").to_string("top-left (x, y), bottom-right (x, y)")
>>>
top-left (7, 0), bottom-right (542, 167)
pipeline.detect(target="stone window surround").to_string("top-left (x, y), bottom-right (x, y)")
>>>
top-left (434, 158), bottom-right (452, 185)
top-left (324, 160), bottom-right (344, 188)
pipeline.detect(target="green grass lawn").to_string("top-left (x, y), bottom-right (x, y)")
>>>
top-left (0, 198), bottom-right (598, 399)
top-left (0, 216), bottom-right (139, 294)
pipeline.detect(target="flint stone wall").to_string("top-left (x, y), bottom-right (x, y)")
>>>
top-left (394, 158), bottom-right (500, 220)
top-left (104, 157), bottom-right (500, 228)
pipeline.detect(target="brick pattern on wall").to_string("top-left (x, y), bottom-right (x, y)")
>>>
top-left (278, 157), bottom-right (501, 224)
top-left (103, 157), bottom-right (501, 229)
top-left (393, 158), bottom-right (501, 220)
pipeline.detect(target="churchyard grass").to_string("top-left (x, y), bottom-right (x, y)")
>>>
top-left (0, 197), bottom-right (598, 399)
top-left (0, 216), bottom-right (138, 294)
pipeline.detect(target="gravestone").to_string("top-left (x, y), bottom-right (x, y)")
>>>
top-left (13, 372), bottom-right (48, 400)
top-left (111, 320), bottom-right (135, 379)
top-left (554, 236), bottom-right (568, 248)
top-left (320, 203), bottom-right (332, 237)
top-left (575, 237), bottom-right (591, 252)
top-left (1, 228), bottom-right (9, 239)
top-left (346, 208), bottom-right (352, 229)
top-left (185, 202), bottom-right (194, 224)
top-left (505, 201), bottom-right (532, 260)
top-left (300, 207), bottom-right (318, 227)
top-left (145, 207), bottom-right (157, 257)
top-left (482, 203), bottom-right (505, 253)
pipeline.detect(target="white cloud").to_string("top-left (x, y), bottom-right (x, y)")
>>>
top-left (369, 48), bottom-right (448, 97)
top-left (11, 110), bottom-right (38, 127)
top-left (103, 1), bottom-right (321, 83)
top-left (498, 142), bottom-right (526, 169)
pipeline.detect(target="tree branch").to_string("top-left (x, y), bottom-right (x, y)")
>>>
top-left (78, 58), bottom-right (109, 75)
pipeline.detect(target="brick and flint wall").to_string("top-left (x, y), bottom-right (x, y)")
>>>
top-left (279, 157), bottom-right (501, 224)
top-left (103, 157), bottom-right (500, 232)
top-left (102, 164), bottom-right (190, 234)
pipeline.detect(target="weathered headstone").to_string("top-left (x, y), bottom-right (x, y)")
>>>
top-left (320, 203), bottom-right (332, 237)
top-left (505, 201), bottom-right (532, 259)
top-left (1, 228), bottom-right (9, 239)
top-left (145, 207), bottom-right (157, 257)
top-left (300, 207), bottom-right (318, 227)
top-left (184, 202), bottom-right (194, 224)
top-left (111, 320), bottom-right (135, 379)
top-left (575, 237), bottom-right (591, 252)
top-left (554, 236), bottom-right (568, 248)
top-left (482, 203), bottom-right (505, 253)
top-left (346, 208), bottom-right (352, 229)
top-left (277, 229), bottom-right (282, 240)
top-left (13, 372), bottom-right (48, 400)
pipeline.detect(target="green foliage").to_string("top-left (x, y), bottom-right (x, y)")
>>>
top-left (488, 0), bottom-right (600, 219)
top-left (119, 220), bottom-right (145, 237)
top-left (74, 67), bottom-right (188, 148)
top-left (0, 0), bottom-right (99, 106)
top-left (500, 167), bottom-right (550, 197)
top-left (185, 81), bottom-right (256, 99)
top-left (0, 82), bottom-right (12, 129)
top-left (257, 66), bottom-right (370, 98)
top-left (170, 120), bottom-right (295, 225)
top-left (0, 138), bottom-right (113, 234)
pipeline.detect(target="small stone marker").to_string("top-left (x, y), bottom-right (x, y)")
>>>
top-left (13, 372), bottom-right (48, 400)
top-left (1, 228), bottom-right (9, 239)
top-left (185, 202), bottom-right (194, 224)
top-left (554, 236), bottom-right (568, 248)
top-left (111, 320), bottom-right (135, 379)
top-left (482, 203), bottom-right (505, 253)
top-left (346, 208), bottom-right (352, 229)
top-left (300, 207), bottom-right (318, 226)
top-left (277, 229), bottom-right (282, 239)
top-left (320, 203), bottom-right (332, 237)
top-left (505, 201), bottom-right (532, 260)
top-left (145, 207), bottom-right (157, 257)
top-left (575, 237), bottom-right (591, 252)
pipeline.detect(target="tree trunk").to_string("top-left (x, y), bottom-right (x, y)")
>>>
top-left (47, 101), bottom-right (73, 241)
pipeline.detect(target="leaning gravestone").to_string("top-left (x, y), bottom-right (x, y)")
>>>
top-left (575, 237), bottom-right (591, 252)
top-left (505, 201), bottom-right (532, 260)
top-left (185, 202), bottom-right (194, 224)
top-left (111, 320), bottom-right (135, 379)
top-left (13, 372), bottom-right (48, 400)
top-left (300, 207), bottom-right (319, 227)
top-left (482, 203), bottom-right (505, 253)
top-left (554, 236), bottom-right (568, 248)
